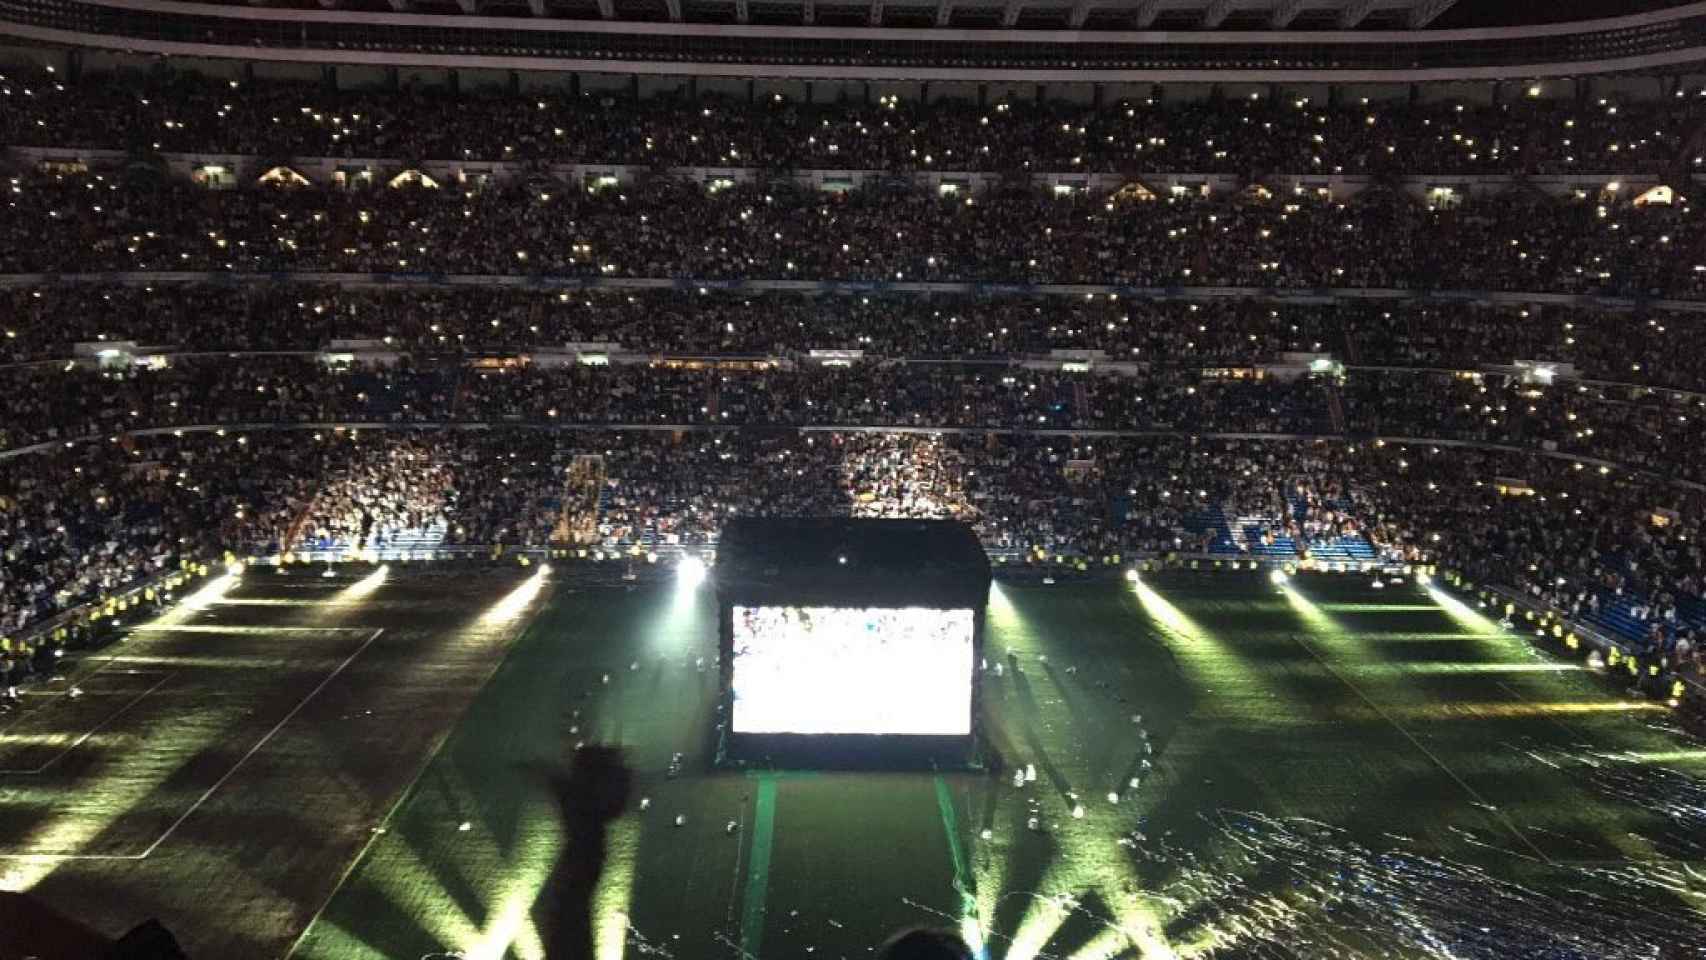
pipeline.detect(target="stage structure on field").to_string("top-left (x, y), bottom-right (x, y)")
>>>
top-left (715, 517), bottom-right (990, 766)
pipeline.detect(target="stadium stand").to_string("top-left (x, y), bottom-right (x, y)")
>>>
top-left (4, 18), bottom-right (1706, 710)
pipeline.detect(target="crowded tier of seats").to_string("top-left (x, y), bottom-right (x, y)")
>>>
top-left (4, 431), bottom-right (1703, 694)
top-left (1, 70), bottom-right (1694, 175)
top-left (3, 287), bottom-right (1703, 393)
top-left (6, 171), bottom-right (1706, 295)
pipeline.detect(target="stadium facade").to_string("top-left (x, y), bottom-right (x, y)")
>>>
top-left (3, 0), bottom-right (1706, 88)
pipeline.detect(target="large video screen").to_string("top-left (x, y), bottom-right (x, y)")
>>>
top-left (730, 605), bottom-right (975, 736)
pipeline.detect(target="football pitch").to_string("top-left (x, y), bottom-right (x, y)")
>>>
top-left (4, 565), bottom-right (1705, 959)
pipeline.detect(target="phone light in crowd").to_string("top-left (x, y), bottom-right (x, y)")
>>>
top-left (678, 555), bottom-right (707, 588)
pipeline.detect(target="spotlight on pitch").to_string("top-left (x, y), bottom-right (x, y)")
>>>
top-left (336, 563), bottom-right (389, 603)
top-left (678, 554), bottom-right (707, 588)
top-left (1269, 569), bottom-right (1288, 586)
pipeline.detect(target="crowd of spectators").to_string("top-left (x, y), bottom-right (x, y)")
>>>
top-left (299, 439), bottom-right (453, 551)
top-left (1, 431), bottom-right (322, 687)
top-left (10, 285), bottom-right (1706, 395)
top-left (1340, 370), bottom-right (1706, 481)
top-left (7, 428), bottom-right (1704, 690)
top-left (0, 358), bottom-right (1340, 449)
top-left (1365, 442), bottom-right (1706, 680)
top-left (0, 358), bottom-right (450, 450)
top-left (18, 356), bottom-right (1706, 488)
top-left (8, 171), bottom-right (1706, 297)
top-left (0, 69), bottom-right (1691, 176)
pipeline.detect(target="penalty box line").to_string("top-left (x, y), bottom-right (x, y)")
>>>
top-left (0, 628), bottom-right (385, 862)
top-left (1287, 631), bottom-right (1556, 866)
top-left (0, 674), bottom-right (175, 776)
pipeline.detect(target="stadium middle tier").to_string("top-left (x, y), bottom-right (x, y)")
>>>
top-left (2, 287), bottom-right (1701, 389)
top-left (3, 172), bottom-right (1705, 295)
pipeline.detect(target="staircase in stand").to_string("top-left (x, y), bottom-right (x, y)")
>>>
top-left (555, 454), bottom-right (605, 544)
top-left (1327, 387), bottom-right (1347, 434)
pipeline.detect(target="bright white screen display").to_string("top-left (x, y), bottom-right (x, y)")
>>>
top-left (731, 605), bottom-right (975, 736)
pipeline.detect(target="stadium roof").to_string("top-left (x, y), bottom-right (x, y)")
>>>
top-left (274, 0), bottom-right (1474, 30)
top-left (227, 0), bottom-right (1695, 31)
top-left (5, 0), bottom-right (1706, 77)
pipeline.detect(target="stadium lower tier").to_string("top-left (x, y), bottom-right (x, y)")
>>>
top-left (2, 429), bottom-right (1702, 692)
top-left (4, 360), bottom-right (1704, 484)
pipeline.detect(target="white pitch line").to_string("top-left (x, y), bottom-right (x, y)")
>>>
top-left (135, 627), bottom-right (386, 859)
top-left (280, 610), bottom-right (550, 960)
top-left (0, 674), bottom-right (175, 775)
top-left (1288, 631), bottom-right (1556, 866)
top-left (127, 625), bottom-right (377, 633)
top-left (0, 628), bottom-right (386, 862)
top-left (0, 654), bottom-right (144, 734)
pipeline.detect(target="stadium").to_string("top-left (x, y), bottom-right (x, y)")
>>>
top-left (4, 0), bottom-right (1706, 957)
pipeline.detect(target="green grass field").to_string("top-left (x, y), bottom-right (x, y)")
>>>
top-left (6, 567), bottom-right (1706, 959)
top-left (295, 570), bottom-right (1706, 960)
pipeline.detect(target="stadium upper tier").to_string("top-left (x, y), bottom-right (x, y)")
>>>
top-left (1, 68), bottom-right (1699, 174)
top-left (4, 0), bottom-right (1706, 77)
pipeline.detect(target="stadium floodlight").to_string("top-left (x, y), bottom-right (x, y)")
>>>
top-left (334, 564), bottom-right (389, 603)
top-left (678, 554), bottom-right (707, 587)
top-left (481, 566), bottom-right (550, 624)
